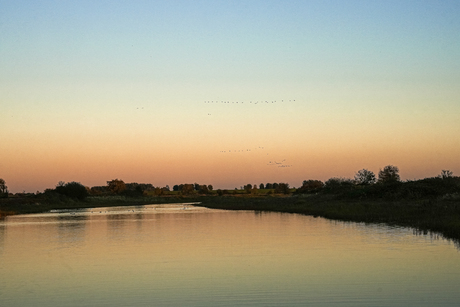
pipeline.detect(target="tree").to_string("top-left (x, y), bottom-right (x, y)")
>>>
top-left (440, 170), bottom-right (453, 179)
top-left (55, 181), bottom-right (89, 200)
top-left (378, 165), bottom-right (400, 183)
top-left (323, 177), bottom-right (355, 194)
top-left (199, 185), bottom-right (209, 194)
top-left (251, 184), bottom-right (258, 195)
top-left (244, 184), bottom-right (252, 194)
top-left (354, 169), bottom-right (376, 185)
top-left (275, 183), bottom-right (290, 194)
top-left (107, 179), bottom-right (126, 194)
top-left (0, 178), bottom-right (8, 198)
top-left (181, 184), bottom-right (195, 195)
top-left (153, 187), bottom-right (163, 196)
top-left (207, 184), bottom-right (213, 191)
top-left (259, 183), bottom-right (264, 189)
top-left (297, 180), bottom-right (324, 193)
top-left (265, 183), bottom-right (273, 189)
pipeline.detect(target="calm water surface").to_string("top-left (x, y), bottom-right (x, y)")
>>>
top-left (1, 204), bottom-right (459, 306)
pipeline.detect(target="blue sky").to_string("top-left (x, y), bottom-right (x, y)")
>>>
top-left (1, 0), bottom-right (460, 192)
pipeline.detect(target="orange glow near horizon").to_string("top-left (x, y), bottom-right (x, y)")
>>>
top-left (2, 2), bottom-right (460, 193)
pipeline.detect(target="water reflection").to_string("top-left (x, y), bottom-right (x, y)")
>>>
top-left (0, 204), bottom-right (459, 307)
top-left (55, 214), bottom-right (88, 247)
top-left (0, 223), bottom-right (5, 256)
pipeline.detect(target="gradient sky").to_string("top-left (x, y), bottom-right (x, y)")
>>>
top-left (1, 0), bottom-right (460, 193)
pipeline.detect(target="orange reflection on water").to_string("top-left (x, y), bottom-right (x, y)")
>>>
top-left (1, 205), bottom-right (459, 306)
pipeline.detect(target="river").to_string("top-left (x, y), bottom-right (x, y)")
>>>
top-left (0, 203), bottom-right (459, 306)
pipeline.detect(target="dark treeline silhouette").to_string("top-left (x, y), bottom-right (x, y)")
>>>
top-left (172, 183), bottom-right (213, 195)
top-left (295, 166), bottom-right (460, 202)
top-left (1, 165), bottom-right (458, 203)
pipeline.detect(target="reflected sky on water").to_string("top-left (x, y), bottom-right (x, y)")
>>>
top-left (1, 204), bottom-right (459, 306)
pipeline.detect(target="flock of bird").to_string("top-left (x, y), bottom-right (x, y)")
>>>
top-left (204, 99), bottom-right (295, 104)
top-left (220, 146), bottom-right (265, 153)
top-left (218, 148), bottom-right (292, 168)
top-left (267, 160), bottom-right (293, 168)
top-left (205, 99), bottom-right (294, 169)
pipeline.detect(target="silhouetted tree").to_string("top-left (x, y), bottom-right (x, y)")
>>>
top-left (265, 183), bottom-right (273, 189)
top-left (0, 178), bottom-right (8, 198)
top-left (251, 184), bottom-right (259, 195)
top-left (173, 185), bottom-right (180, 191)
top-left (181, 184), bottom-right (195, 195)
top-left (259, 183), bottom-right (264, 189)
top-left (244, 184), bottom-right (252, 194)
top-left (378, 165), bottom-right (400, 183)
top-left (272, 183), bottom-right (279, 190)
top-left (297, 180), bottom-right (324, 194)
top-left (275, 183), bottom-right (290, 194)
top-left (199, 185), bottom-right (209, 194)
top-left (90, 186), bottom-right (109, 195)
top-left (55, 181), bottom-right (89, 200)
top-left (153, 187), bottom-right (163, 196)
top-left (122, 183), bottom-right (145, 197)
top-left (440, 170), bottom-right (453, 179)
top-left (323, 177), bottom-right (355, 194)
top-left (161, 186), bottom-right (170, 193)
top-left (107, 179), bottom-right (126, 194)
top-left (207, 184), bottom-right (213, 191)
top-left (125, 183), bottom-right (154, 192)
top-left (194, 183), bottom-right (200, 191)
top-left (354, 169), bottom-right (376, 185)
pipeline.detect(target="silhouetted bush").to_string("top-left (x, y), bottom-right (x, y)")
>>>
top-left (347, 176), bottom-right (460, 201)
top-left (323, 178), bottom-right (355, 194)
top-left (55, 181), bottom-right (89, 200)
top-left (296, 180), bottom-right (324, 194)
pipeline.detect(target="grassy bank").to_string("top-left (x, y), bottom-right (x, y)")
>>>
top-left (3, 191), bottom-right (460, 244)
top-left (0, 195), bottom-right (201, 217)
top-left (197, 194), bottom-right (460, 243)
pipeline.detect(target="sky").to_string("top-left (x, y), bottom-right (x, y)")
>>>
top-left (1, 0), bottom-right (460, 193)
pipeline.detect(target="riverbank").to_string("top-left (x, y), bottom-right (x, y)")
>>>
top-left (0, 195), bottom-right (201, 217)
top-left (197, 194), bottom-right (460, 243)
top-left (2, 193), bottom-right (460, 243)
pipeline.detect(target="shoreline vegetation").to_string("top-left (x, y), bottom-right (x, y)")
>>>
top-left (1, 167), bottom-right (460, 243)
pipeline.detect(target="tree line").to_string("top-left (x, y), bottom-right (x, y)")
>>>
top-left (296, 166), bottom-right (459, 201)
top-left (1, 165), bottom-right (458, 202)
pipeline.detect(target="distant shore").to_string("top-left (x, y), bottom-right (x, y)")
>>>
top-left (0, 195), bottom-right (200, 217)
